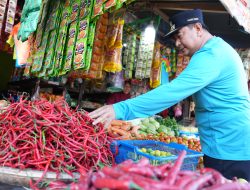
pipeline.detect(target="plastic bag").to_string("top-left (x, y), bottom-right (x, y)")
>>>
top-left (31, 84), bottom-right (40, 101)
top-left (106, 71), bottom-right (124, 92)
top-left (13, 23), bottom-right (31, 65)
top-left (103, 18), bottom-right (124, 72)
top-left (17, 0), bottom-right (42, 42)
top-left (103, 48), bottom-right (122, 72)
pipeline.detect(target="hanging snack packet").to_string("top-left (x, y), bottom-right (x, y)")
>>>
top-left (79, 0), bottom-right (93, 19)
top-left (79, 1), bottom-right (88, 19)
top-left (104, 0), bottom-right (117, 11)
top-left (60, 7), bottom-right (72, 28)
top-left (84, 46), bottom-right (93, 70)
top-left (87, 21), bottom-right (97, 46)
top-left (77, 19), bottom-right (88, 39)
top-left (103, 18), bottom-right (124, 72)
top-left (114, 18), bottom-right (124, 48)
top-left (50, 28), bottom-right (67, 76)
top-left (150, 42), bottom-right (162, 88)
top-left (31, 32), bottom-right (48, 73)
top-left (70, 0), bottom-right (80, 22)
top-left (44, 30), bottom-right (57, 69)
top-left (106, 22), bottom-right (119, 48)
top-left (61, 21), bottom-right (78, 75)
top-left (93, 0), bottom-right (104, 18)
top-left (74, 39), bottom-right (87, 70)
top-left (35, 25), bottom-right (43, 48)
top-left (73, 19), bottom-right (89, 70)
top-left (47, 0), bottom-right (61, 31)
top-left (103, 48), bottom-right (122, 72)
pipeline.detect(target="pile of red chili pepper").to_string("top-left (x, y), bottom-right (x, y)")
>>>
top-left (48, 150), bottom-right (250, 190)
top-left (0, 98), bottom-right (113, 182)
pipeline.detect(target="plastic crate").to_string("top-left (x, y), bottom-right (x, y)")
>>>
top-left (110, 140), bottom-right (203, 171)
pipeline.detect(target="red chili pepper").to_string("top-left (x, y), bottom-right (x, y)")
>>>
top-left (185, 173), bottom-right (213, 190)
top-left (200, 168), bottom-right (227, 185)
top-left (93, 178), bottom-right (131, 189)
top-left (164, 150), bottom-right (186, 185)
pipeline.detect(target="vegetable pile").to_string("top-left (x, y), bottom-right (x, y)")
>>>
top-left (138, 117), bottom-right (180, 137)
top-left (138, 133), bottom-right (201, 152)
top-left (140, 148), bottom-right (173, 157)
top-left (48, 150), bottom-right (250, 190)
top-left (0, 98), bottom-right (113, 183)
top-left (108, 120), bottom-right (140, 139)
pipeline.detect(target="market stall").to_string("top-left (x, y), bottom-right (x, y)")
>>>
top-left (0, 0), bottom-right (250, 189)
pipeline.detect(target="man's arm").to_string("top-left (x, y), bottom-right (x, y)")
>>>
top-left (90, 51), bottom-right (220, 124)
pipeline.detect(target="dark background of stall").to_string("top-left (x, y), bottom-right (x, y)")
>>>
top-left (0, 52), bottom-right (15, 91)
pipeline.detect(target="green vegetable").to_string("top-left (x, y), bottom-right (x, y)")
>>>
top-left (142, 118), bottom-right (150, 125)
top-left (139, 124), bottom-right (148, 132)
top-left (157, 126), bottom-right (169, 134)
top-left (146, 128), bottom-right (157, 135)
top-left (138, 130), bottom-right (147, 136)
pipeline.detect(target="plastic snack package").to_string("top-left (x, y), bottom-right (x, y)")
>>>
top-left (104, 0), bottom-right (116, 11)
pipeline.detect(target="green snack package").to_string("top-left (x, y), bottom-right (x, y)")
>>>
top-left (61, 21), bottom-right (79, 74)
top-left (87, 21), bottom-right (97, 46)
top-left (46, 0), bottom-right (62, 31)
top-left (60, 0), bottom-right (72, 28)
top-left (70, 0), bottom-right (81, 23)
top-left (73, 38), bottom-right (87, 70)
top-left (44, 30), bottom-right (57, 69)
top-left (79, 0), bottom-right (93, 20)
top-left (92, 0), bottom-right (104, 19)
top-left (84, 45), bottom-right (93, 70)
top-left (73, 19), bottom-right (89, 70)
top-left (77, 19), bottom-right (89, 40)
top-left (51, 28), bottom-right (67, 76)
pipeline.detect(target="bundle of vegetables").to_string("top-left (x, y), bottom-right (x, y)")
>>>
top-left (48, 150), bottom-right (250, 190)
top-left (0, 98), bottom-right (113, 186)
top-left (138, 117), bottom-right (180, 137)
top-left (108, 120), bottom-right (140, 140)
top-left (156, 117), bottom-right (180, 136)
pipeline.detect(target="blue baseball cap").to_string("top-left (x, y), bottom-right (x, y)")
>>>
top-left (165, 9), bottom-right (206, 38)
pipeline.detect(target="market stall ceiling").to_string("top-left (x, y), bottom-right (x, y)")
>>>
top-left (131, 0), bottom-right (250, 48)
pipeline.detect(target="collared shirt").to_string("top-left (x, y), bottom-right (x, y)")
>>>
top-left (113, 37), bottom-right (250, 160)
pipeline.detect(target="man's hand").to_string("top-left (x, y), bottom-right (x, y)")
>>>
top-left (89, 105), bottom-right (116, 128)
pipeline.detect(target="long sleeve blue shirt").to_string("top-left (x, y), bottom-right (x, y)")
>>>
top-left (114, 37), bottom-right (250, 160)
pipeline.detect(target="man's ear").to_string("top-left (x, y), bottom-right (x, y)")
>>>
top-left (194, 23), bottom-right (203, 36)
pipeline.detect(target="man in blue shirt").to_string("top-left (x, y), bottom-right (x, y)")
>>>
top-left (89, 9), bottom-right (250, 180)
